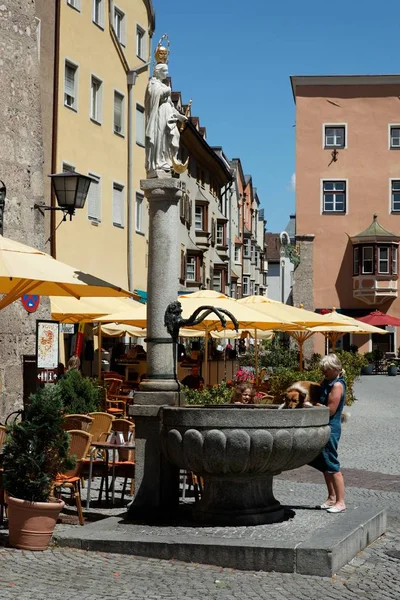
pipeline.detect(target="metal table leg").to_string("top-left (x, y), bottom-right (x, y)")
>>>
top-left (86, 447), bottom-right (95, 510)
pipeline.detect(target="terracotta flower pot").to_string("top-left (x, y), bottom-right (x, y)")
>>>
top-left (7, 496), bottom-right (65, 551)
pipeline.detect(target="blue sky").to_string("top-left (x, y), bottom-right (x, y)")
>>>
top-left (152, 0), bottom-right (400, 232)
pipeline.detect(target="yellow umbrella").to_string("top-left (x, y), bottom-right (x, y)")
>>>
top-left (308, 309), bottom-right (388, 350)
top-left (97, 290), bottom-right (297, 385)
top-left (210, 329), bottom-right (274, 341)
top-left (0, 235), bottom-right (134, 310)
top-left (51, 296), bottom-right (141, 323)
top-left (238, 296), bottom-right (340, 374)
top-left (92, 323), bottom-right (146, 338)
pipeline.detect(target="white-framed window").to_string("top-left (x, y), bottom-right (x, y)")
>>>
top-left (92, 0), bottom-right (104, 28)
top-left (250, 243), bottom-right (255, 263)
top-left (62, 162), bottom-right (75, 173)
top-left (362, 246), bottom-right (373, 274)
top-left (195, 205), bottom-right (203, 230)
top-left (135, 192), bottom-right (143, 233)
top-left (353, 247), bottom-right (359, 275)
top-left (136, 104), bottom-right (145, 146)
top-left (114, 6), bottom-right (126, 46)
top-left (213, 270), bottom-right (222, 292)
top-left (324, 125), bottom-right (346, 148)
top-left (250, 280), bottom-right (255, 295)
top-left (390, 125), bottom-right (400, 149)
top-left (112, 183), bottom-right (124, 228)
top-left (87, 173), bottom-right (101, 223)
top-left (114, 91), bottom-right (124, 135)
top-left (67, 0), bottom-right (81, 11)
top-left (322, 180), bottom-right (346, 213)
top-left (234, 245), bottom-right (241, 263)
top-left (378, 247), bottom-right (389, 274)
top-left (64, 61), bottom-right (78, 110)
top-left (243, 239), bottom-right (250, 258)
top-left (391, 180), bottom-right (400, 212)
top-left (186, 256), bottom-right (196, 281)
top-left (243, 275), bottom-right (250, 296)
top-left (393, 247), bottom-right (398, 275)
top-left (216, 223), bottom-right (224, 246)
top-left (90, 75), bottom-right (102, 123)
top-left (136, 25), bottom-right (146, 60)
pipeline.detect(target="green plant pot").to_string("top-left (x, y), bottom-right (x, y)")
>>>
top-left (388, 366), bottom-right (398, 376)
top-left (361, 364), bottom-right (374, 375)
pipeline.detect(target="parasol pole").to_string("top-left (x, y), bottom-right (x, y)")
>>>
top-left (254, 328), bottom-right (259, 386)
top-left (203, 330), bottom-right (209, 387)
top-left (98, 323), bottom-right (102, 381)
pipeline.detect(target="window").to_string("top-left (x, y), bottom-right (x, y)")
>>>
top-left (390, 127), bottom-right (400, 149)
top-left (353, 247), bottom-right (359, 275)
top-left (250, 280), bottom-right (255, 296)
top-left (114, 6), bottom-right (126, 45)
top-left (135, 193), bottom-right (143, 232)
top-left (67, 0), bottom-right (81, 11)
top-left (243, 239), bottom-right (250, 258)
top-left (322, 180), bottom-right (346, 213)
top-left (391, 180), bottom-right (400, 212)
top-left (64, 61), bottom-right (77, 110)
top-left (243, 275), bottom-right (250, 296)
top-left (195, 205), bottom-right (205, 230)
top-left (250, 243), bottom-right (255, 263)
top-left (213, 271), bottom-right (222, 292)
top-left (393, 247), bottom-right (398, 275)
top-left (114, 91), bottom-right (124, 135)
top-left (186, 256), bottom-right (196, 281)
top-left (378, 247), bottom-right (389, 274)
top-left (136, 26), bottom-right (145, 59)
top-left (362, 247), bottom-right (373, 274)
top-left (324, 126), bottom-right (345, 148)
top-left (112, 183), bottom-right (124, 228)
top-left (90, 76), bottom-right (102, 123)
top-left (93, 0), bottom-right (104, 27)
top-left (87, 173), bottom-right (101, 223)
top-left (216, 223), bottom-right (224, 246)
top-left (234, 245), bottom-right (241, 263)
top-left (136, 104), bottom-right (145, 146)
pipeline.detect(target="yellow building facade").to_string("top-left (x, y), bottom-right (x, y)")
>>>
top-left (55, 0), bottom-right (155, 294)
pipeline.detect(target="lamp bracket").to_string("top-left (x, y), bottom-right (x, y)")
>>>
top-left (33, 204), bottom-right (72, 221)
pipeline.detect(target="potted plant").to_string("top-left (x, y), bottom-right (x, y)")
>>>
top-left (56, 369), bottom-right (102, 414)
top-left (387, 362), bottom-right (398, 377)
top-left (361, 352), bottom-right (374, 375)
top-left (2, 386), bottom-right (75, 550)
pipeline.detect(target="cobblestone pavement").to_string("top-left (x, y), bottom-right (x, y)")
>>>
top-left (1, 375), bottom-right (400, 599)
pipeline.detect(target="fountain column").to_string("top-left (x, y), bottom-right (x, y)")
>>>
top-left (128, 178), bottom-right (183, 517)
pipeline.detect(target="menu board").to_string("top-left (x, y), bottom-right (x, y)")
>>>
top-left (36, 320), bottom-right (59, 383)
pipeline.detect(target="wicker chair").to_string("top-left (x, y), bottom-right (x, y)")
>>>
top-left (104, 378), bottom-right (130, 418)
top-left (64, 414), bottom-right (94, 432)
top-left (53, 430), bottom-right (92, 526)
top-left (87, 412), bottom-right (113, 443)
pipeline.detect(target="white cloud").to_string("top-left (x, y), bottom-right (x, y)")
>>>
top-left (290, 172), bottom-right (296, 192)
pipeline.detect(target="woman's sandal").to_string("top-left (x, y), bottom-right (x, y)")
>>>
top-left (327, 506), bottom-right (346, 513)
top-left (320, 503), bottom-right (335, 509)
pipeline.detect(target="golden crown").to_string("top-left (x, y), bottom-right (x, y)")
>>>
top-left (154, 34), bottom-right (170, 64)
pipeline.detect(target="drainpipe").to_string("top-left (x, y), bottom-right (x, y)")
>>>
top-left (50, 0), bottom-right (61, 258)
top-left (226, 181), bottom-right (233, 296)
top-left (127, 62), bottom-right (150, 292)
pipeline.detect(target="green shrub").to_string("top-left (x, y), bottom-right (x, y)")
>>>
top-left (57, 370), bottom-right (102, 414)
top-left (336, 350), bottom-right (368, 405)
top-left (183, 381), bottom-right (234, 405)
top-left (239, 338), bottom-right (298, 371)
top-left (3, 387), bottom-right (75, 502)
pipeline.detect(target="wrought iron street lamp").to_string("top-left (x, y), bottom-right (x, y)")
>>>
top-left (0, 180), bottom-right (6, 235)
top-left (34, 172), bottom-right (93, 221)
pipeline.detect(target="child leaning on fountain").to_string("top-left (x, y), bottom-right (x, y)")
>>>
top-left (230, 383), bottom-right (256, 405)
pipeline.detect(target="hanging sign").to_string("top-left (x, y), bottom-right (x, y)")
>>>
top-left (74, 322), bottom-right (85, 357)
top-left (21, 294), bottom-right (40, 313)
top-left (36, 320), bottom-right (59, 384)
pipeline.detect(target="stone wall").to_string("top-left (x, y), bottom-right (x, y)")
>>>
top-left (0, 1), bottom-right (50, 420)
top-left (293, 234), bottom-right (315, 361)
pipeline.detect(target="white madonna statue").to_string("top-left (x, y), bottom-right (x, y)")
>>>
top-left (145, 49), bottom-right (188, 178)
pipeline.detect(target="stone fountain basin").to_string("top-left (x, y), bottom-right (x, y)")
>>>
top-left (161, 405), bottom-right (330, 525)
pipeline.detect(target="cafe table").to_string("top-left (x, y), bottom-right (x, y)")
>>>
top-left (86, 440), bottom-right (135, 509)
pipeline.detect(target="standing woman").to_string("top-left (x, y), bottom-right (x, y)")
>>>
top-left (309, 354), bottom-right (346, 513)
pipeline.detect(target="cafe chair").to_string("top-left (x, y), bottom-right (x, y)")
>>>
top-left (64, 414), bottom-right (94, 432)
top-left (53, 430), bottom-right (92, 526)
top-left (87, 412), bottom-right (114, 443)
top-left (104, 378), bottom-right (130, 418)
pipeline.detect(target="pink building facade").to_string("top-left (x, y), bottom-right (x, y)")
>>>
top-left (292, 75), bottom-right (400, 355)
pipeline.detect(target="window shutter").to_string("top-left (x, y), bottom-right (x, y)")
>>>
top-left (113, 184), bottom-right (124, 227)
top-left (136, 105), bottom-right (145, 145)
top-left (87, 174), bottom-right (101, 222)
top-left (65, 65), bottom-right (75, 96)
top-left (188, 200), bottom-right (192, 228)
top-left (211, 217), bottom-right (216, 245)
top-left (114, 93), bottom-right (123, 134)
top-left (180, 196), bottom-right (185, 220)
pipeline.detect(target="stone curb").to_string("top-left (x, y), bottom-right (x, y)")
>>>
top-left (52, 507), bottom-right (387, 577)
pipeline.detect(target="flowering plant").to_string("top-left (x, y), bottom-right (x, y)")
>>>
top-left (234, 368), bottom-right (254, 383)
